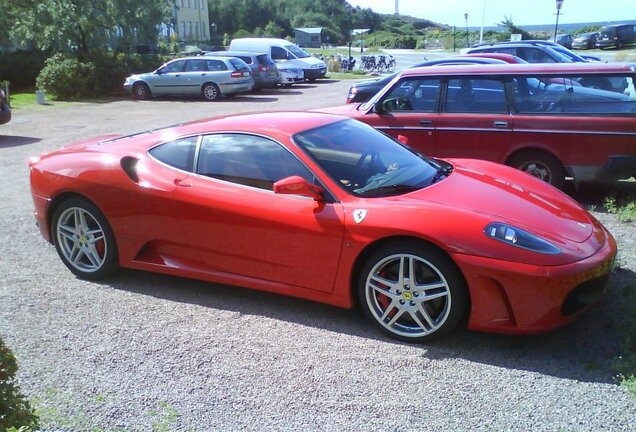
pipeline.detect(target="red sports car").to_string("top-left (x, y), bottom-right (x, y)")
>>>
top-left (29, 112), bottom-right (617, 342)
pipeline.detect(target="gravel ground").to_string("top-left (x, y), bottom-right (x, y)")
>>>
top-left (1, 81), bottom-right (635, 431)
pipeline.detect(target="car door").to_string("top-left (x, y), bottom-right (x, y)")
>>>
top-left (362, 77), bottom-right (440, 155)
top-left (146, 59), bottom-right (187, 95)
top-left (183, 59), bottom-right (210, 95)
top-left (173, 133), bottom-right (346, 293)
top-left (435, 77), bottom-right (513, 161)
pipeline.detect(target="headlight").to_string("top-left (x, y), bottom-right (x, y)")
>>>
top-left (484, 223), bottom-right (561, 254)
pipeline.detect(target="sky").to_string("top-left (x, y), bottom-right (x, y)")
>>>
top-left (346, 0), bottom-right (635, 27)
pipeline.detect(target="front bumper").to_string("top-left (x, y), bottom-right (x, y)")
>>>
top-left (303, 67), bottom-right (327, 80)
top-left (569, 155), bottom-right (636, 183)
top-left (596, 40), bottom-right (618, 48)
top-left (453, 230), bottom-right (617, 334)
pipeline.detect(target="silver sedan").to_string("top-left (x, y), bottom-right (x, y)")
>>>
top-left (124, 56), bottom-right (254, 101)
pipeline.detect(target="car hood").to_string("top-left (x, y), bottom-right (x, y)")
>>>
top-left (409, 159), bottom-right (595, 244)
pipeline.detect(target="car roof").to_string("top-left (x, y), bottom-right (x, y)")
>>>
top-left (205, 51), bottom-right (264, 57)
top-left (401, 62), bottom-right (636, 78)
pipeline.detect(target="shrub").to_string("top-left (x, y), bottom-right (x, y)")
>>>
top-left (36, 54), bottom-right (97, 100)
top-left (0, 50), bottom-right (48, 91)
top-left (0, 338), bottom-right (39, 431)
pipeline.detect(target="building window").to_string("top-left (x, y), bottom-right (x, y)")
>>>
top-left (195, 22), bottom-right (199, 40)
top-left (181, 21), bottom-right (186, 40)
top-left (189, 22), bottom-right (193, 40)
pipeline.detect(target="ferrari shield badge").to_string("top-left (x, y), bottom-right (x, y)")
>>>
top-left (353, 209), bottom-right (367, 224)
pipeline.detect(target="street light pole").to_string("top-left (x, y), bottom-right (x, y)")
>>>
top-left (464, 13), bottom-right (469, 47)
top-left (554, 0), bottom-right (564, 41)
top-left (348, 6), bottom-right (352, 61)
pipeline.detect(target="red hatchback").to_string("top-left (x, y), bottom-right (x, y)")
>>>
top-left (29, 112), bottom-right (616, 342)
top-left (323, 63), bottom-right (636, 189)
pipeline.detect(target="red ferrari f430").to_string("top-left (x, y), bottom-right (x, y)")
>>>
top-left (29, 112), bottom-right (616, 341)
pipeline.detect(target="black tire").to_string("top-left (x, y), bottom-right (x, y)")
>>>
top-left (507, 150), bottom-right (566, 189)
top-left (201, 83), bottom-right (220, 101)
top-left (51, 198), bottom-right (119, 280)
top-left (132, 82), bottom-right (150, 100)
top-left (358, 241), bottom-right (468, 342)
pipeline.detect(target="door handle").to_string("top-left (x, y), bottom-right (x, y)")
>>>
top-left (493, 121), bottom-right (509, 128)
top-left (201, 73), bottom-right (206, 76)
top-left (174, 178), bottom-right (191, 187)
top-left (175, 74), bottom-right (181, 77)
top-left (420, 120), bottom-right (433, 126)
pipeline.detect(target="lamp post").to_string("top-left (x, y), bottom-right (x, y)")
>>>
top-left (464, 13), bottom-right (469, 47)
top-left (553, 0), bottom-right (564, 41)
top-left (348, 6), bottom-right (352, 61)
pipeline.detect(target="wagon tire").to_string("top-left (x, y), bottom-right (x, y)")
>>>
top-left (508, 150), bottom-right (566, 189)
top-left (132, 82), bottom-right (150, 100)
top-left (52, 198), bottom-right (119, 280)
top-left (358, 242), bottom-right (468, 342)
top-left (202, 83), bottom-right (220, 101)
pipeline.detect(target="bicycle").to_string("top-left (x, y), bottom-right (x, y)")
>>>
top-left (386, 55), bottom-right (396, 72)
top-left (360, 55), bottom-right (376, 72)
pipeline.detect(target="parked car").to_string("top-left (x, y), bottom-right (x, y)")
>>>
top-left (346, 53), bottom-right (526, 104)
top-left (321, 63), bottom-right (636, 189)
top-left (467, 42), bottom-right (575, 63)
top-left (277, 66), bottom-right (304, 86)
top-left (554, 34), bottom-right (573, 49)
top-left (0, 88), bottom-right (10, 125)
top-left (29, 112), bottom-right (617, 342)
top-left (472, 40), bottom-right (602, 62)
top-left (572, 32), bottom-right (599, 50)
top-left (229, 38), bottom-right (327, 81)
top-left (204, 51), bottom-right (279, 90)
top-left (123, 56), bottom-right (253, 101)
top-left (596, 24), bottom-right (636, 49)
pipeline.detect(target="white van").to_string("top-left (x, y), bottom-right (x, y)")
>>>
top-left (229, 38), bottom-right (327, 81)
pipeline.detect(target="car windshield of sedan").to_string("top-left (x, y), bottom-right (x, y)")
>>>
top-left (293, 119), bottom-right (445, 197)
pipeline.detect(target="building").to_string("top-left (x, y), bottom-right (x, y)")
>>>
top-left (174, 0), bottom-right (210, 41)
top-left (295, 28), bottom-right (322, 48)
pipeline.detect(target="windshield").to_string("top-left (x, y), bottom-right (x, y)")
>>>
top-left (285, 44), bottom-right (311, 59)
top-left (293, 119), bottom-right (443, 197)
top-left (600, 26), bottom-right (617, 36)
top-left (550, 45), bottom-right (586, 62)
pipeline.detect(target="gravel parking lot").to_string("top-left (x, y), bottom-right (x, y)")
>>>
top-left (1, 80), bottom-right (635, 431)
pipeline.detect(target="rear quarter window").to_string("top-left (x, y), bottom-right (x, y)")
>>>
top-left (149, 137), bottom-right (198, 172)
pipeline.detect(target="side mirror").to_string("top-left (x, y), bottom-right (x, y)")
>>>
top-left (397, 135), bottom-right (409, 145)
top-left (273, 176), bottom-right (324, 201)
top-left (373, 100), bottom-right (384, 114)
top-left (155, 69), bottom-right (163, 75)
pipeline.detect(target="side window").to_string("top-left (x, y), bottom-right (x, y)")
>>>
top-left (185, 60), bottom-right (206, 72)
top-left (205, 60), bottom-right (227, 71)
top-left (517, 48), bottom-right (555, 63)
top-left (196, 134), bottom-right (314, 191)
top-left (445, 78), bottom-right (507, 113)
top-left (149, 137), bottom-right (198, 171)
top-left (271, 46), bottom-right (288, 60)
top-left (381, 78), bottom-right (440, 112)
top-left (513, 75), bottom-right (636, 114)
top-left (238, 56), bottom-right (253, 64)
top-left (160, 60), bottom-right (186, 73)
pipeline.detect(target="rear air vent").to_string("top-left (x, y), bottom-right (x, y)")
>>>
top-left (120, 156), bottom-right (140, 183)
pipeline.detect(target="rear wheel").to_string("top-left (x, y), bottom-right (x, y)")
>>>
top-left (358, 242), bottom-right (468, 342)
top-left (132, 82), bottom-right (150, 100)
top-left (52, 198), bottom-right (119, 279)
top-left (508, 150), bottom-right (566, 189)
top-left (202, 83), bottom-right (220, 101)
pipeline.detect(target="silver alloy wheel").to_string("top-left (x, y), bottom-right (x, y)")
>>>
top-left (134, 83), bottom-right (147, 98)
top-left (56, 207), bottom-right (107, 273)
top-left (519, 160), bottom-right (552, 183)
top-left (203, 84), bottom-right (218, 101)
top-left (365, 253), bottom-right (451, 338)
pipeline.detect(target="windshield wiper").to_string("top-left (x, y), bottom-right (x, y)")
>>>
top-left (357, 184), bottom-right (422, 197)
top-left (430, 164), bottom-right (453, 184)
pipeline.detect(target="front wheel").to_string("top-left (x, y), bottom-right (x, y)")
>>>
top-left (132, 82), bottom-right (150, 100)
top-left (358, 242), bottom-right (468, 342)
top-left (52, 198), bottom-right (119, 280)
top-left (201, 83), bottom-right (220, 101)
top-left (507, 150), bottom-right (566, 189)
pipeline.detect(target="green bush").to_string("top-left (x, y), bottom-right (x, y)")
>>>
top-left (0, 50), bottom-right (48, 91)
top-left (0, 338), bottom-right (39, 431)
top-left (36, 54), bottom-right (98, 99)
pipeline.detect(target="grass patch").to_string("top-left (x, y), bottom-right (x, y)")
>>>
top-left (307, 47), bottom-right (383, 57)
top-left (603, 194), bottom-right (636, 222)
top-left (9, 92), bottom-right (41, 110)
top-left (611, 283), bottom-right (636, 396)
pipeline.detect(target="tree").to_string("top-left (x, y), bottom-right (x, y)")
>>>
top-left (497, 16), bottom-right (532, 40)
top-left (1, 0), bottom-right (173, 56)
